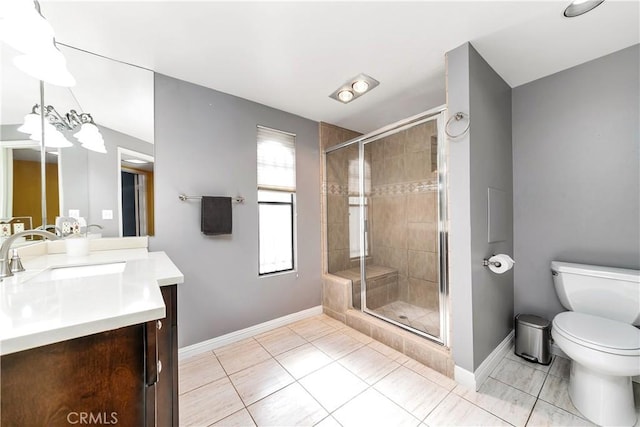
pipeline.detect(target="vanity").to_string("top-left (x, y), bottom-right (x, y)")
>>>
top-left (0, 11), bottom-right (169, 424)
top-left (0, 237), bottom-right (183, 426)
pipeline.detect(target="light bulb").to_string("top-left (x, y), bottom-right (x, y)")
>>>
top-left (73, 122), bottom-right (99, 139)
top-left (74, 123), bottom-right (104, 148)
top-left (27, 121), bottom-right (73, 148)
top-left (17, 113), bottom-right (40, 135)
top-left (14, 46), bottom-right (76, 87)
top-left (0, 6), bottom-right (54, 54)
top-left (338, 90), bottom-right (354, 103)
top-left (46, 131), bottom-right (73, 148)
top-left (352, 80), bottom-right (369, 94)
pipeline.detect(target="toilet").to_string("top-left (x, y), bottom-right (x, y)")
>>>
top-left (551, 261), bottom-right (640, 426)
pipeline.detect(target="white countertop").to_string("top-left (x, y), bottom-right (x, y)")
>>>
top-left (0, 246), bottom-right (184, 356)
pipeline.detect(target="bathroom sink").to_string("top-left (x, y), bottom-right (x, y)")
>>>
top-left (29, 262), bottom-right (126, 282)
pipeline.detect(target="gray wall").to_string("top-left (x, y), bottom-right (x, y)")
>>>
top-left (152, 74), bottom-right (321, 348)
top-left (1, 124), bottom-right (27, 141)
top-left (447, 43), bottom-right (475, 372)
top-left (447, 43), bottom-right (514, 372)
top-left (60, 125), bottom-right (153, 237)
top-left (513, 44), bottom-right (640, 321)
top-left (468, 45), bottom-right (514, 369)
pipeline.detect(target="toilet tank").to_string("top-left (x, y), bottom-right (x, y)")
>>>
top-left (551, 261), bottom-right (640, 325)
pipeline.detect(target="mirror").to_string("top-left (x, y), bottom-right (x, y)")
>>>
top-left (0, 43), bottom-right (154, 238)
top-left (0, 44), bottom-right (53, 237)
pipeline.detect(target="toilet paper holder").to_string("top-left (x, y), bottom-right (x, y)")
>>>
top-left (483, 256), bottom-right (502, 268)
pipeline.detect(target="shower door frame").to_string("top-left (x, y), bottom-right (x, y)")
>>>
top-left (325, 105), bottom-right (449, 347)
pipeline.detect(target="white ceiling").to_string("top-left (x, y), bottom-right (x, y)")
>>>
top-left (19, 1), bottom-right (640, 133)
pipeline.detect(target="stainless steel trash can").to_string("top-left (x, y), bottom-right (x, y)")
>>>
top-left (514, 314), bottom-right (551, 365)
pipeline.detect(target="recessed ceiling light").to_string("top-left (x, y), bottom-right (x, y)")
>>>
top-left (338, 90), bottom-right (354, 103)
top-left (563, 0), bottom-right (604, 17)
top-left (329, 73), bottom-right (380, 104)
top-left (352, 80), bottom-right (369, 94)
top-left (124, 159), bottom-right (148, 164)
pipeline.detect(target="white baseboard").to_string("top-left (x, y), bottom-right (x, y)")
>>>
top-left (474, 330), bottom-right (514, 390)
top-left (454, 365), bottom-right (476, 390)
top-left (178, 305), bottom-right (323, 360)
top-left (454, 330), bottom-right (514, 391)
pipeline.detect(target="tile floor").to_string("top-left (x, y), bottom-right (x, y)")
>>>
top-left (179, 314), bottom-right (640, 426)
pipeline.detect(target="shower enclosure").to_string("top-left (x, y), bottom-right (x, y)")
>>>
top-left (325, 108), bottom-right (448, 344)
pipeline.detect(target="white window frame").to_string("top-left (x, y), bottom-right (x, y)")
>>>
top-left (257, 126), bottom-right (297, 276)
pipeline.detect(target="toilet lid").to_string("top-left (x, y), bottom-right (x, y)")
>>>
top-left (553, 312), bottom-right (640, 351)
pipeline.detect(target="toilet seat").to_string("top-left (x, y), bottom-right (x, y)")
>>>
top-left (553, 312), bottom-right (640, 356)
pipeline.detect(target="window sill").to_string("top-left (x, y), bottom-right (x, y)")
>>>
top-left (259, 269), bottom-right (297, 279)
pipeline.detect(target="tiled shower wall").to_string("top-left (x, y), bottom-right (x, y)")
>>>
top-left (368, 121), bottom-right (439, 311)
top-left (325, 143), bottom-right (358, 273)
top-left (322, 121), bottom-right (440, 312)
top-left (321, 122), bottom-right (361, 274)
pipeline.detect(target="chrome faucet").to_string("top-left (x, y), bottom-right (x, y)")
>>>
top-left (0, 230), bottom-right (61, 279)
top-left (84, 224), bottom-right (104, 235)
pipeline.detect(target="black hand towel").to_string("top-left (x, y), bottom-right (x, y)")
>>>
top-left (201, 196), bottom-right (232, 235)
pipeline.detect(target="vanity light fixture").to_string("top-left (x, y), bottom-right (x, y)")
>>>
top-left (0, 0), bottom-right (76, 87)
top-left (563, 0), bottom-right (605, 17)
top-left (123, 159), bottom-right (148, 164)
top-left (18, 104), bottom-right (106, 153)
top-left (329, 73), bottom-right (380, 104)
top-left (0, 0), bottom-right (54, 54)
top-left (17, 113), bottom-right (73, 148)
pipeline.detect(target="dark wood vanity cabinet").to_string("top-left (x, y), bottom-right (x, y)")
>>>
top-left (145, 284), bottom-right (179, 426)
top-left (0, 284), bottom-right (178, 427)
top-left (156, 284), bottom-right (179, 426)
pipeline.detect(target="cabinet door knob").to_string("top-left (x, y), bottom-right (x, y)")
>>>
top-left (157, 320), bottom-right (162, 330)
top-left (158, 360), bottom-right (163, 373)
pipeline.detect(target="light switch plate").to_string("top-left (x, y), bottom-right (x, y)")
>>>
top-left (102, 210), bottom-right (113, 220)
top-left (13, 223), bottom-right (25, 234)
top-left (69, 209), bottom-right (80, 219)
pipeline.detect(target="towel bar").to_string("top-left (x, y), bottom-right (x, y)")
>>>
top-left (178, 194), bottom-right (245, 204)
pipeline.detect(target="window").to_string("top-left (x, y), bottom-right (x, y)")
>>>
top-left (257, 126), bottom-right (296, 275)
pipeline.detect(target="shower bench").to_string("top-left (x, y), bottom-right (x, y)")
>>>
top-left (334, 264), bottom-right (398, 309)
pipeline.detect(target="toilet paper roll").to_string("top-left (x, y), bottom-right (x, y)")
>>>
top-left (488, 254), bottom-right (515, 274)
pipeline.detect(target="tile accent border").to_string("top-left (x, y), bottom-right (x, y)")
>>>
top-left (324, 183), bottom-right (349, 196)
top-left (454, 330), bottom-right (514, 391)
top-left (371, 181), bottom-right (438, 197)
top-left (178, 305), bottom-right (323, 360)
top-left (323, 180), bottom-right (438, 196)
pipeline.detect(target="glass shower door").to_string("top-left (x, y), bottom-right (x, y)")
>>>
top-left (360, 114), bottom-right (446, 342)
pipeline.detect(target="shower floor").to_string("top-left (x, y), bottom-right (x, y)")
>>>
top-left (372, 300), bottom-right (440, 337)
